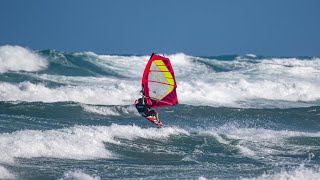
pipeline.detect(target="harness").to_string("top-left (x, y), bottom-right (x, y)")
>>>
top-left (135, 98), bottom-right (150, 117)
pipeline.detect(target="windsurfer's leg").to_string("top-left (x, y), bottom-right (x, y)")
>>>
top-left (155, 110), bottom-right (160, 122)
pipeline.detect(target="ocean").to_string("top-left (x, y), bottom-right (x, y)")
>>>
top-left (0, 45), bottom-right (319, 179)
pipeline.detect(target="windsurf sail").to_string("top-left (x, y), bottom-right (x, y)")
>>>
top-left (142, 53), bottom-right (178, 108)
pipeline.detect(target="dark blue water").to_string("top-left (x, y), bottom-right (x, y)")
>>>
top-left (0, 45), bottom-right (320, 179)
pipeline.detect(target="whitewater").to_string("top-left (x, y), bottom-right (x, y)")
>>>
top-left (0, 45), bottom-right (320, 179)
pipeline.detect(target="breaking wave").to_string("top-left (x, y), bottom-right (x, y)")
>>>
top-left (0, 45), bottom-right (319, 108)
top-left (59, 170), bottom-right (100, 180)
top-left (244, 166), bottom-right (320, 180)
top-left (0, 124), bottom-right (188, 164)
top-left (0, 45), bottom-right (48, 73)
top-left (0, 165), bottom-right (15, 179)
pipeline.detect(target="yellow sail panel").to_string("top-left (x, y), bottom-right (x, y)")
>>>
top-left (153, 60), bottom-right (174, 86)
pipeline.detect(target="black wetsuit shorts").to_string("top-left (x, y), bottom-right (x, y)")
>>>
top-left (145, 109), bottom-right (156, 117)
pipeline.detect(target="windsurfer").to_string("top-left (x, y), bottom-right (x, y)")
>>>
top-left (134, 95), bottom-right (161, 125)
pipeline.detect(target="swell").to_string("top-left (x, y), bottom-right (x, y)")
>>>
top-left (39, 50), bottom-right (125, 77)
top-left (0, 123), bottom-right (319, 179)
top-left (1, 45), bottom-right (320, 108)
top-left (1, 101), bottom-right (319, 133)
top-left (1, 45), bottom-right (320, 179)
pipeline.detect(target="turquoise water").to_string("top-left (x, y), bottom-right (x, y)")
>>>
top-left (0, 45), bottom-right (320, 179)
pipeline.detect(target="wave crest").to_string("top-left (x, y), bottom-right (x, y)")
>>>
top-left (0, 45), bottom-right (48, 73)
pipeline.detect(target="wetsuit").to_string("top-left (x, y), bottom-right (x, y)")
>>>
top-left (135, 98), bottom-right (156, 117)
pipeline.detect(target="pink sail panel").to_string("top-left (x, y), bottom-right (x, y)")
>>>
top-left (142, 53), bottom-right (178, 108)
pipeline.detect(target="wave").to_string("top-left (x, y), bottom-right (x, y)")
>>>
top-left (201, 124), bottom-right (320, 159)
top-left (0, 45), bottom-right (48, 73)
top-left (1, 122), bottom-right (319, 164)
top-left (1, 121), bottom-right (319, 179)
top-left (1, 45), bottom-right (320, 108)
top-left (81, 104), bottom-right (138, 116)
top-left (1, 101), bottom-right (319, 133)
top-left (0, 77), bottom-right (319, 108)
top-left (59, 170), bottom-right (100, 180)
top-left (0, 81), bottom-right (139, 105)
top-left (0, 165), bottom-right (15, 179)
top-left (244, 165), bottom-right (320, 180)
top-left (0, 124), bottom-right (187, 164)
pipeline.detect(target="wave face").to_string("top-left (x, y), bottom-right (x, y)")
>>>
top-left (0, 46), bottom-right (319, 108)
top-left (0, 45), bottom-right (320, 179)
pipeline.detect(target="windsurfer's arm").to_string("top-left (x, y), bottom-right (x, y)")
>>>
top-left (141, 96), bottom-right (155, 109)
top-left (139, 90), bottom-right (144, 97)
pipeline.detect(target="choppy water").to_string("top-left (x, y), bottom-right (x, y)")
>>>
top-left (0, 45), bottom-right (320, 179)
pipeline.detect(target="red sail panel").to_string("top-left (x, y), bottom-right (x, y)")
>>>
top-left (142, 53), bottom-right (178, 108)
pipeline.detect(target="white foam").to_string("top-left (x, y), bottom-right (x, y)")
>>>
top-left (246, 54), bottom-right (257, 58)
top-left (167, 53), bottom-right (212, 77)
top-left (60, 170), bottom-right (100, 180)
top-left (76, 52), bottom-right (211, 78)
top-left (198, 176), bottom-right (208, 180)
top-left (0, 124), bottom-right (188, 164)
top-left (0, 165), bottom-right (15, 179)
top-left (81, 104), bottom-right (138, 116)
top-left (256, 58), bottom-right (320, 81)
top-left (179, 78), bottom-right (320, 107)
top-left (0, 81), bottom-right (139, 105)
top-left (202, 125), bottom-right (320, 159)
top-left (1, 52), bottom-right (320, 108)
top-left (75, 52), bottom-right (149, 78)
top-left (31, 74), bottom-right (121, 86)
top-left (263, 57), bottom-right (320, 68)
top-left (244, 166), bottom-right (320, 180)
top-left (185, 56), bottom-right (320, 107)
top-left (0, 45), bottom-right (48, 73)
top-left (82, 105), bottom-right (120, 116)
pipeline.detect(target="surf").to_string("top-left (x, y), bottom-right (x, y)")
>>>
top-left (1, 45), bottom-right (319, 108)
